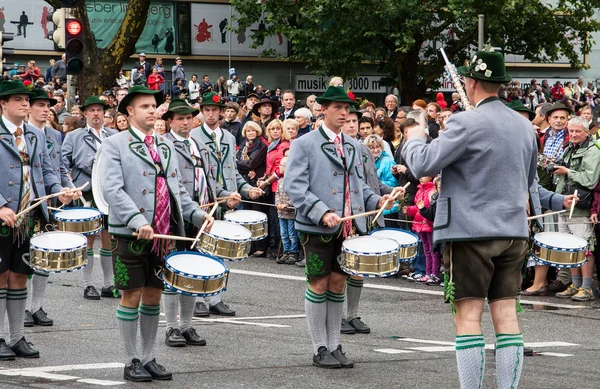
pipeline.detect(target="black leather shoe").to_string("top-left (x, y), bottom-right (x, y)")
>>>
top-left (24, 310), bottom-right (34, 327)
top-left (341, 318), bottom-right (356, 334)
top-left (251, 251), bottom-right (267, 258)
top-left (10, 337), bottom-right (39, 358)
top-left (181, 328), bottom-right (207, 346)
top-left (524, 347), bottom-right (534, 356)
top-left (32, 308), bottom-right (54, 326)
top-left (165, 328), bottom-right (186, 347)
top-left (123, 359), bottom-right (152, 382)
top-left (0, 338), bottom-right (16, 361)
top-left (313, 346), bottom-right (341, 368)
top-left (284, 252), bottom-right (299, 265)
top-left (209, 301), bottom-right (235, 316)
top-left (83, 285), bottom-right (101, 300)
top-left (193, 301), bottom-right (210, 318)
top-left (100, 285), bottom-right (121, 298)
top-left (331, 345), bottom-right (354, 368)
top-left (547, 279), bottom-right (568, 294)
top-left (144, 359), bottom-right (173, 380)
top-left (348, 317), bottom-right (370, 334)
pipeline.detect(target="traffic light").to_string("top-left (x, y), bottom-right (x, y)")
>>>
top-left (65, 18), bottom-right (84, 75)
top-left (47, 8), bottom-right (66, 48)
top-left (1, 32), bottom-right (15, 64)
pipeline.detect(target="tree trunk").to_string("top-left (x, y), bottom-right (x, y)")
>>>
top-left (397, 47), bottom-right (427, 105)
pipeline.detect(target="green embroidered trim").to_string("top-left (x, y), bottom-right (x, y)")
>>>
top-left (319, 235), bottom-right (332, 243)
top-left (0, 225), bottom-right (9, 237)
top-left (346, 278), bottom-right (364, 287)
top-left (305, 252), bottom-right (324, 277)
top-left (444, 273), bottom-right (456, 314)
top-left (516, 299), bottom-right (523, 313)
top-left (128, 240), bottom-right (146, 255)
top-left (114, 256), bottom-right (129, 287)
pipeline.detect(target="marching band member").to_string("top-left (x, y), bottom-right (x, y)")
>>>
top-left (285, 86), bottom-right (393, 368)
top-left (402, 50), bottom-right (537, 388)
top-left (99, 86), bottom-right (213, 382)
top-left (191, 91), bottom-right (262, 317)
top-left (62, 96), bottom-right (119, 300)
top-left (0, 80), bottom-right (76, 360)
top-left (24, 89), bottom-right (74, 327)
top-left (162, 99), bottom-right (240, 347)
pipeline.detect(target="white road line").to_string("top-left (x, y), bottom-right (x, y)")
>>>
top-left (525, 341), bottom-right (579, 348)
top-left (159, 319), bottom-right (290, 328)
top-left (3, 362), bottom-right (124, 373)
top-left (397, 338), bottom-right (455, 346)
top-left (77, 378), bottom-right (125, 386)
top-left (229, 269), bottom-right (590, 309)
top-left (159, 313), bottom-right (306, 321)
top-left (0, 371), bottom-right (80, 380)
top-left (407, 346), bottom-right (455, 352)
top-left (537, 352), bottom-right (574, 357)
top-left (374, 349), bottom-right (414, 354)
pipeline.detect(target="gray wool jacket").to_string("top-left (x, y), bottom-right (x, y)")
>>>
top-left (402, 97), bottom-right (537, 244)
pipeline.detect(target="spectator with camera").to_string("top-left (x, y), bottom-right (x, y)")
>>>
top-left (551, 116), bottom-right (600, 301)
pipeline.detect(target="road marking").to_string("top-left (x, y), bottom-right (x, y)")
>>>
top-left (230, 269), bottom-right (590, 309)
top-left (207, 314), bottom-right (306, 321)
top-left (407, 346), bottom-right (455, 352)
top-left (159, 313), bottom-right (302, 327)
top-left (77, 379), bottom-right (125, 386)
top-left (0, 363), bottom-right (125, 386)
top-left (374, 348), bottom-right (414, 354)
top-left (397, 338), bottom-right (455, 346)
top-left (537, 352), bottom-right (574, 357)
top-left (2, 362), bottom-right (124, 373)
top-left (194, 318), bottom-right (290, 328)
top-left (524, 341), bottom-right (578, 348)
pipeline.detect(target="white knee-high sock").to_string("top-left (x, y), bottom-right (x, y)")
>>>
top-left (495, 333), bottom-right (524, 389)
top-left (455, 334), bottom-right (486, 389)
top-left (304, 289), bottom-right (327, 354)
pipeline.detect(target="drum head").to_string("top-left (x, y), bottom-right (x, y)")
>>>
top-left (167, 253), bottom-right (226, 277)
top-left (92, 146), bottom-right (109, 215)
top-left (30, 232), bottom-right (87, 251)
top-left (534, 232), bottom-right (588, 251)
top-left (342, 236), bottom-right (399, 254)
top-left (224, 210), bottom-right (267, 223)
top-left (208, 220), bottom-right (252, 241)
top-left (54, 207), bottom-right (102, 221)
top-left (371, 229), bottom-right (418, 247)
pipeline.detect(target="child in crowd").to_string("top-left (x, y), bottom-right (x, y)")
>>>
top-left (275, 155), bottom-right (299, 265)
top-left (402, 176), bottom-right (441, 285)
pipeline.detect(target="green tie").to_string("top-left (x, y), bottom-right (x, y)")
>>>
top-left (210, 132), bottom-right (223, 185)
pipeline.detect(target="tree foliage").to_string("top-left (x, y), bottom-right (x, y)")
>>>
top-left (231, 0), bottom-right (600, 103)
top-left (45, 0), bottom-right (151, 100)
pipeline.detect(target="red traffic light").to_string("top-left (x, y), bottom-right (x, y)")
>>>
top-left (66, 20), bottom-right (82, 36)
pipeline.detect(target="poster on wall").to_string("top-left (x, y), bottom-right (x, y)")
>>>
top-left (0, 1), bottom-right (55, 51)
top-left (86, 0), bottom-right (176, 55)
top-left (190, 3), bottom-right (287, 57)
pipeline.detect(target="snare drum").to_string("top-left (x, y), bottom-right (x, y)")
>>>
top-left (224, 210), bottom-right (268, 241)
top-left (29, 232), bottom-right (88, 273)
top-left (341, 236), bottom-right (400, 277)
top-left (370, 228), bottom-right (419, 262)
top-left (54, 207), bottom-right (103, 236)
top-left (197, 220), bottom-right (252, 261)
top-left (159, 252), bottom-right (229, 297)
top-left (531, 231), bottom-right (588, 268)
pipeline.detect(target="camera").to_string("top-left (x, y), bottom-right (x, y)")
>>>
top-left (545, 159), bottom-right (569, 173)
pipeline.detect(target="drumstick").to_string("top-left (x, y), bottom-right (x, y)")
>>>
top-left (569, 189), bottom-right (578, 219)
top-left (32, 182), bottom-right (89, 203)
top-left (371, 182), bottom-right (410, 226)
top-left (240, 200), bottom-right (278, 207)
top-left (526, 209), bottom-right (566, 221)
top-left (338, 209), bottom-right (382, 222)
top-left (199, 195), bottom-right (236, 209)
top-left (190, 202), bottom-right (219, 249)
top-left (133, 233), bottom-right (197, 242)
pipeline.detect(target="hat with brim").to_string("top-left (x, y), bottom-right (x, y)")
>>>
top-left (81, 95), bottom-right (110, 111)
top-left (507, 100), bottom-right (535, 121)
top-left (247, 93), bottom-right (260, 100)
top-left (161, 99), bottom-right (199, 120)
top-left (199, 91), bottom-right (226, 108)
top-left (315, 86), bottom-right (357, 106)
top-left (29, 88), bottom-right (57, 106)
top-left (0, 80), bottom-right (35, 100)
top-left (117, 85), bottom-right (164, 115)
top-left (545, 102), bottom-right (572, 118)
top-left (457, 50), bottom-right (512, 84)
top-left (349, 105), bottom-right (362, 119)
top-left (252, 98), bottom-right (280, 117)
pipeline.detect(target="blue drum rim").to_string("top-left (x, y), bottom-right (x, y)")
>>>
top-left (342, 268), bottom-right (399, 278)
top-left (341, 236), bottom-right (399, 256)
top-left (160, 283), bottom-right (226, 297)
top-left (533, 235), bottom-right (587, 253)
top-left (204, 230), bottom-right (252, 243)
top-left (163, 251), bottom-right (229, 280)
top-left (30, 231), bottom-right (87, 252)
top-left (224, 216), bottom-right (268, 225)
top-left (53, 207), bottom-right (103, 222)
top-left (370, 228), bottom-right (420, 248)
top-left (80, 227), bottom-right (103, 236)
top-left (531, 255), bottom-right (588, 269)
top-left (196, 248), bottom-right (249, 262)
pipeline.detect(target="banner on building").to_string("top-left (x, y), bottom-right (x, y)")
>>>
top-left (0, 1), bottom-right (55, 51)
top-left (190, 3), bottom-right (287, 57)
top-left (295, 75), bottom-right (386, 94)
top-left (86, 0), bottom-right (176, 55)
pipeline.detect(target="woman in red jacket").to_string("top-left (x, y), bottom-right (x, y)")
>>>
top-left (147, 67), bottom-right (164, 91)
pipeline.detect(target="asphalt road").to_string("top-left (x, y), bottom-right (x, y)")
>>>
top-left (0, 253), bottom-right (598, 389)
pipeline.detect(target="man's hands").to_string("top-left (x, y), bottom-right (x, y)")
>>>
top-left (321, 212), bottom-right (341, 228)
top-left (248, 187), bottom-right (263, 200)
top-left (392, 164), bottom-right (407, 175)
top-left (377, 194), bottom-right (395, 210)
top-left (57, 187), bottom-right (75, 205)
top-left (276, 203), bottom-right (287, 211)
top-left (137, 224), bottom-right (154, 240)
top-left (0, 207), bottom-right (17, 228)
top-left (256, 179), bottom-right (269, 190)
top-left (226, 192), bottom-right (242, 209)
top-left (591, 214), bottom-right (598, 224)
top-left (552, 166), bottom-right (569, 176)
top-left (203, 214), bottom-right (215, 232)
top-left (563, 194), bottom-right (578, 209)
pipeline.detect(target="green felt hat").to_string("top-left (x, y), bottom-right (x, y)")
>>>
top-left (316, 86), bottom-right (357, 106)
top-left (81, 95), bottom-right (110, 111)
top-left (117, 85), bottom-right (164, 115)
top-left (545, 102), bottom-right (572, 117)
top-left (457, 50), bottom-right (512, 83)
top-left (349, 105), bottom-right (362, 119)
top-left (29, 88), bottom-right (57, 106)
top-left (0, 80), bottom-right (35, 99)
top-left (161, 99), bottom-right (199, 120)
top-left (507, 100), bottom-right (535, 121)
top-left (199, 91), bottom-right (225, 108)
